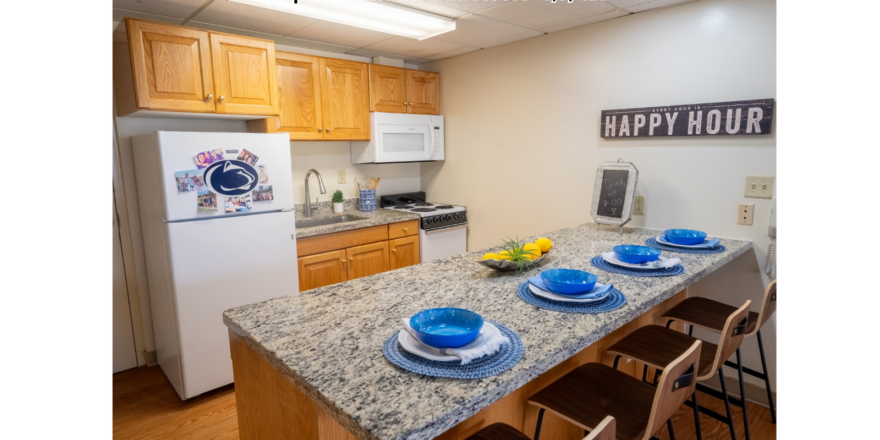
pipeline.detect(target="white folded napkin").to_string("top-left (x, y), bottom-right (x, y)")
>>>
top-left (401, 318), bottom-right (509, 365)
top-left (657, 235), bottom-right (720, 249)
top-left (601, 252), bottom-right (680, 270)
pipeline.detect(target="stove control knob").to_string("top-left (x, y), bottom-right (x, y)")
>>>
top-left (426, 218), bottom-right (432, 224)
top-left (454, 213), bottom-right (460, 219)
top-left (445, 215), bottom-right (451, 221)
top-left (434, 216), bottom-right (441, 223)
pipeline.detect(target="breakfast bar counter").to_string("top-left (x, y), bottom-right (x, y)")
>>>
top-left (223, 224), bottom-right (753, 440)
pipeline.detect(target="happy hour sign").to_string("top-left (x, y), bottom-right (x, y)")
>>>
top-left (600, 98), bottom-right (774, 138)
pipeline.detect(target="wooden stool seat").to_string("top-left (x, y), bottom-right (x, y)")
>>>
top-left (607, 325), bottom-right (720, 379)
top-left (466, 423), bottom-right (533, 440)
top-left (529, 363), bottom-right (658, 440)
top-left (663, 297), bottom-right (759, 335)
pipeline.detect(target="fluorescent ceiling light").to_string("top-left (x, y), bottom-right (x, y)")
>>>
top-left (229, 0), bottom-right (456, 40)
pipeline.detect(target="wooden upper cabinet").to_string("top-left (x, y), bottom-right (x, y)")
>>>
top-left (346, 242), bottom-right (389, 280)
top-left (389, 236), bottom-right (420, 270)
top-left (320, 58), bottom-right (371, 140)
top-left (298, 250), bottom-right (347, 292)
top-left (274, 52), bottom-right (323, 140)
top-left (125, 18), bottom-right (215, 113)
top-left (369, 65), bottom-right (407, 113)
top-left (406, 70), bottom-right (440, 115)
top-left (209, 33), bottom-right (279, 116)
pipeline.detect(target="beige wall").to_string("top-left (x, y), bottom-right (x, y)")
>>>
top-left (422, 0), bottom-right (776, 389)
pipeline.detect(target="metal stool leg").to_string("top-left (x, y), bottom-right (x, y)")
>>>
top-left (534, 408), bottom-right (545, 440)
top-left (735, 348), bottom-right (752, 440)
top-left (756, 330), bottom-right (776, 424)
top-left (692, 391), bottom-right (703, 440)
top-left (718, 369), bottom-right (738, 440)
top-left (666, 419), bottom-right (676, 440)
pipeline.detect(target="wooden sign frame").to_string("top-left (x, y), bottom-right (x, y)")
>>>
top-left (591, 161), bottom-right (639, 227)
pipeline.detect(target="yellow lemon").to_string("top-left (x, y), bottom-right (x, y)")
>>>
top-left (498, 250), bottom-right (512, 260)
top-left (482, 253), bottom-right (500, 260)
top-left (523, 243), bottom-right (542, 260)
top-left (536, 238), bottom-right (553, 253)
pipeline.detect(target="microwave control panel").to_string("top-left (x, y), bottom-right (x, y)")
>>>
top-left (433, 126), bottom-right (443, 149)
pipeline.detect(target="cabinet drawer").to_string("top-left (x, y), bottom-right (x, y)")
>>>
top-left (389, 220), bottom-right (419, 239)
top-left (297, 225), bottom-right (388, 257)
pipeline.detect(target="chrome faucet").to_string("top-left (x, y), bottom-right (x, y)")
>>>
top-left (304, 169), bottom-right (326, 218)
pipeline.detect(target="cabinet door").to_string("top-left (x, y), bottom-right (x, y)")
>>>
top-left (369, 65), bottom-right (407, 113)
top-left (210, 33), bottom-right (280, 116)
top-left (346, 242), bottom-right (389, 280)
top-left (406, 70), bottom-right (440, 115)
top-left (275, 52), bottom-right (324, 140)
top-left (298, 250), bottom-right (347, 291)
top-left (320, 58), bottom-right (371, 140)
top-left (125, 19), bottom-right (215, 113)
top-left (389, 236), bottom-right (420, 270)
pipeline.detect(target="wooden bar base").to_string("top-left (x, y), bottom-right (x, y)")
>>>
top-left (229, 290), bottom-right (687, 440)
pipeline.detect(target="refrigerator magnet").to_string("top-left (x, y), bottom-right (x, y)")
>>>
top-left (254, 185), bottom-right (273, 202)
top-left (237, 149), bottom-right (259, 166)
top-left (174, 169), bottom-right (204, 193)
top-left (197, 190), bottom-right (218, 213)
top-left (195, 149), bottom-right (225, 169)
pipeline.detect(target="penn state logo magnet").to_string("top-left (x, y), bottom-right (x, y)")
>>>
top-left (204, 160), bottom-right (258, 196)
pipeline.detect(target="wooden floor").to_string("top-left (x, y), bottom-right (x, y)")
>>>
top-left (114, 366), bottom-right (775, 440)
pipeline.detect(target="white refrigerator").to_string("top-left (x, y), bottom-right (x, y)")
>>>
top-left (132, 131), bottom-right (298, 400)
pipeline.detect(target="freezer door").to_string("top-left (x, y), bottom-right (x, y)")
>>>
top-left (166, 210), bottom-right (299, 399)
top-left (152, 131), bottom-right (294, 222)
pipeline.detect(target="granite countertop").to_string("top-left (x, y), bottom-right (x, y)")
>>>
top-left (224, 225), bottom-right (753, 440)
top-left (294, 199), bottom-right (421, 239)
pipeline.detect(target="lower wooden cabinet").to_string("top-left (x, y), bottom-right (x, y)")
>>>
top-left (390, 236), bottom-right (420, 270)
top-left (298, 250), bottom-right (347, 292)
top-left (346, 242), bottom-right (390, 280)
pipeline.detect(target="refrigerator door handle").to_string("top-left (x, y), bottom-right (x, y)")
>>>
top-left (164, 209), bottom-right (293, 223)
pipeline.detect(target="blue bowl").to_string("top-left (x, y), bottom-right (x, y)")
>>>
top-left (664, 229), bottom-right (708, 245)
top-left (613, 245), bottom-right (661, 264)
top-left (540, 269), bottom-right (598, 295)
top-left (409, 308), bottom-right (484, 348)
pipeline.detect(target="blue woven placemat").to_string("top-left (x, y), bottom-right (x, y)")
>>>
top-left (516, 281), bottom-right (626, 314)
top-left (383, 321), bottom-right (523, 379)
top-left (590, 255), bottom-right (685, 277)
top-left (644, 237), bottom-right (726, 254)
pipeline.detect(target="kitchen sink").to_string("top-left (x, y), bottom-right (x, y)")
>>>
top-left (295, 215), bottom-right (367, 229)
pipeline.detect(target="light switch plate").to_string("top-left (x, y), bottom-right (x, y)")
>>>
top-left (745, 175), bottom-right (774, 199)
top-left (337, 169), bottom-right (346, 184)
top-left (633, 196), bottom-right (645, 214)
top-left (738, 204), bottom-right (754, 225)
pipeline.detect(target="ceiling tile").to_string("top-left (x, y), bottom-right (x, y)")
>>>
top-left (426, 45), bottom-right (480, 61)
top-left (113, 0), bottom-right (207, 19)
top-left (403, 58), bottom-right (434, 65)
top-left (479, 30), bottom-right (543, 49)
top-left (363, 37), bottom-right (465, 59)
top-left (606, 0), bottom-right (696, 13)
top-left (187, 21), bottom-right (357, 53)
top-left (274, 37), bottom-right (359, 55)
top-left (382, 0), bottom-right (470, 18)
top-left (433, 0), bottom-right (509, 13)
top-left (346, 48), bottom-right (411, 59)
top-left (190, 0), bottom-right (319, 36)
top-left (434, 14), bottom-right (537, 47)
top-left (540, 9), bottom-right (630, 33)
top-left (290, 21), bottom-right (396, 48)
top-left (113, 8), bottom-right (186, 27)
top-left (477, 0), bottom-right (615, 30)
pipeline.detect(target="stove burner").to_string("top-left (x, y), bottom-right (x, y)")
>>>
top-left (410, 208), bottom-right (437, 212)
top-left (412, 203), bottom-right (433, 207)
top-left (435, 205), bottom-right (454, 209)
top-left (392, 205), bottom-right (414, 209)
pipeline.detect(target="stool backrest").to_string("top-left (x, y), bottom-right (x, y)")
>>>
top-left (584, 416), bottom-right (615, 440)
top-left (643, 340), bottom-right (702, 440)
top-left (750, 280), bottom-right (777, 335)
top-left (707, 300), bottom-right (752, 378)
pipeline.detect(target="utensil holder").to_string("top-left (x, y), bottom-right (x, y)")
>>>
top-left (359, 189), bottom-right (377, 212)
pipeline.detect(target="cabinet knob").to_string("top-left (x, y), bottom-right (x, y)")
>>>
top-left (218, 95), bottom-right (225, 102)
top-left (318, 127), bottom-right (323, 132)
top-left (403, 228), bottom-right (408, 232)
top-left (350, 258), bottom-right (354, 261)
top-left (392, 248), bottom-right (397, 252)
top-left (341, 259), bottom-right (346, 264)
top-left (205, 94), bottom-right (213, 101)
top-left (326, 128), bottom-right (330, 133)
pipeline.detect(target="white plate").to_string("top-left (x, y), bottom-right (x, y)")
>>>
top-left (529, 284), bottom-right (610, 303)
top-left (656, 235), bottom-right (719, 249)
top-left (398, 323), bottom-right (501, 362)
top-left (602, 253), bottom-right (679, 270)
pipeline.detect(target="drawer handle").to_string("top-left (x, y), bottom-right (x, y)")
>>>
top-left (403, 228), bottom-right (408, 232)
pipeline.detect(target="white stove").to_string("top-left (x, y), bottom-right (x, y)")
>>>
top-left (380, 192), bottom-right (467, 262)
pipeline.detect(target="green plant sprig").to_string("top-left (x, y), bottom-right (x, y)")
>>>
top-left (332, 190), bottom-right (344, 203)
top-left (499, 236), bottom-right (539, 273)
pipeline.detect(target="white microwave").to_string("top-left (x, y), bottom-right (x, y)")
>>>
top-left (350, 112), bottom-right (444, 164)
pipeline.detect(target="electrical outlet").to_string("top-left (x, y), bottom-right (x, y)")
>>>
top-left (745, 175), bottom-right (774, 199)
top-left (633, 196), bottom-right (645, 214)
top-left (337, 169), bottom-right (346, 184)
top-left (738, 204), bottom-right (754, 225)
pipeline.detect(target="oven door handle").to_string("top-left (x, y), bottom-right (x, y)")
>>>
top-left (423, 223), bottom-right (467, 234)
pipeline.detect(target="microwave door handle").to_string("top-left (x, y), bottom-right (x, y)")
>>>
top-left (427, 120), bottom-right (436, 159)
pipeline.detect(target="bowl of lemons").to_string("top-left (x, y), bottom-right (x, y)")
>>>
top-left (477, 237), bottom-right (554, 272)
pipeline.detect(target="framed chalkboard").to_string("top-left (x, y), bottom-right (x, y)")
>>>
top-left (591, 161), bottom-right (639, 227)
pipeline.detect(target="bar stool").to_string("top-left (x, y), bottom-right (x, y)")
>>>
top-left (464, 417), bottom-right (615, 440)
top-left (606, 301), bottom-right (752, 440)
top-left (528, 339), bottom-right (701, 440)
top-left (661, 280), bottom-right (777, 424)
